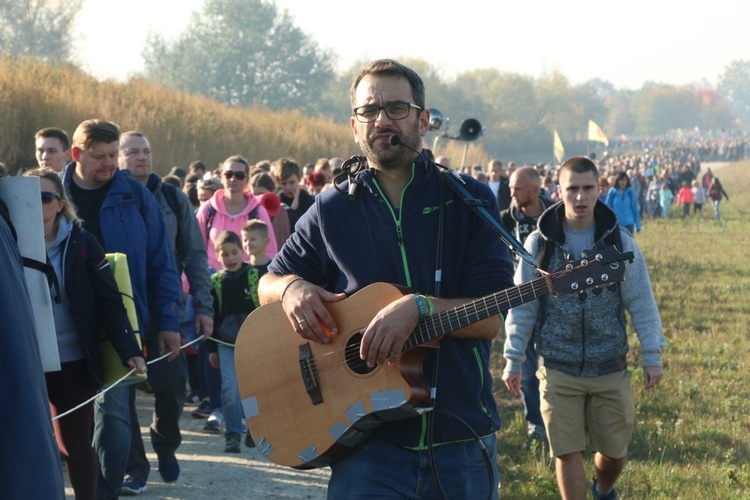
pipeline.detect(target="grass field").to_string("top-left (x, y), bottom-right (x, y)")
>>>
top-left (493, 161), bottom-right (750, 498)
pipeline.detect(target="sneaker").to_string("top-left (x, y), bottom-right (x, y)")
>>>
top-left (224, 433), bottom-right (241, 453)
top-left (204, 409), bottom-right (224, 432)
top-left (157, 452), bottom-right (180, 483)
top-left (527, 423), bottom-right (547, 440)
top-left (245, 431), bottom-right (256, 449)
top-left (191, 400), bottom-right (211, 419)
top-left (184, 392), bottom-right (202, 406)
top-left (120, 477), bottom-right (147, 496)
top-left (590, 477), bottom-right (618, 500)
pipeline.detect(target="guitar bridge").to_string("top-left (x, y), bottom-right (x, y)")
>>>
top-left (299, 343), bottom-right (323, 405)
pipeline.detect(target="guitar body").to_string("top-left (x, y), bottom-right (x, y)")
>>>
top-left (234, 282), bottom-right (436, 469)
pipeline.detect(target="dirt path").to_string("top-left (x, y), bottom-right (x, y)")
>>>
top-left (64, 388), bottom-right (330, 499)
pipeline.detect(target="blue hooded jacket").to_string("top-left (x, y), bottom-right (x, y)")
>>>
top-left (62, 164), bottom-right (181, 334)
top-left (269, 157), bottom-right (515, 447)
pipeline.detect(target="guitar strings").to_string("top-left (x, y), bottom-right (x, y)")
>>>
top-left (312, 272), bottom-right (569, 374)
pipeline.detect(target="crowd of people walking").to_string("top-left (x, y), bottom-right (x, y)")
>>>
top-left (0, 86), bottom-right (742, 498)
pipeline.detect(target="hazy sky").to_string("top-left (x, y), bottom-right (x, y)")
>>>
top-left (75, 0), bottom-right (747, 90)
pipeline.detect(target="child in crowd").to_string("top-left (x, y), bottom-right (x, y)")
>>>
top-left (659, 183), bottom-right (674, 219)
top-left (676, 180), bottom-right (695, 219)
top-left (273, 158), bottom-right (315, 230)
top-left (691, 179), bottom-right (706, 218)
top-left (208, 224), bottom-right (269, 453)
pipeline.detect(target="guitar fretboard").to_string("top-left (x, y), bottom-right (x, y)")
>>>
top-left (403, 275), bottom-right (552, 350)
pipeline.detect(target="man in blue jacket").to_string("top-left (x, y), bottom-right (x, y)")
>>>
top-left (259, 59), bottom-right (514, 499)
top-left (61, 119), bottom-right (182, 499)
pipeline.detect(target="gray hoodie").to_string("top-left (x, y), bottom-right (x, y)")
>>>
top-left (503, 201), bottom-right (665, 377)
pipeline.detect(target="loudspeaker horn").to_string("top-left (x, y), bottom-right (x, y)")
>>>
top-left (458, 118), bottom-right (482, 141)
top-left (428, 108), bottom-right (443, 131)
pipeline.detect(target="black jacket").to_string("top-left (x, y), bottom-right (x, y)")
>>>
top-left (61, 223), bottom-right (143, 387)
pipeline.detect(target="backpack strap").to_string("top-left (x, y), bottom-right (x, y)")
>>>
top-left (23, 255), bottom-right (62, 304)
top-left (536, 237), bottom-right (554, 272)
top-left (247, 267), bottom-right (260, 308)
top-left (0, 199), bottom-right (17, 243)
top-left (160, 183), bottom-right (185, 259)
top-left (205, 205), bottom-right (260, 244)
top-left (211, 273), bottom-right (223, 313)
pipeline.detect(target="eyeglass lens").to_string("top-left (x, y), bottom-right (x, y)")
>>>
top-left (41, 191), bottom-right (59, 204)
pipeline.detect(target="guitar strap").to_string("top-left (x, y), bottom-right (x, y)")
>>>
top-left (439, 169), bottom-right (539, 269)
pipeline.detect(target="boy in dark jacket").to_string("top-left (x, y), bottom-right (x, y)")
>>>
top-left (209, 223), bottom-right (269, 452)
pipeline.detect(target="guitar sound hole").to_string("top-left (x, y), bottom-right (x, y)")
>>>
top-left (345, 333), bottom-right (376, 375)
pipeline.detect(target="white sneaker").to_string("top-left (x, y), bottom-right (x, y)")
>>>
top-left (204, 409), bottom-right (224, 432)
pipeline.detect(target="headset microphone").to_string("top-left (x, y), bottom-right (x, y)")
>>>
top-left (389, 135), bottom-right (428, 162)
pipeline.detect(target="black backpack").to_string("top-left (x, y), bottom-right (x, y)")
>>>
top-left (204, 204), bottom-right (259, 245)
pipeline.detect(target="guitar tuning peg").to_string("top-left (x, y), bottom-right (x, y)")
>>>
top-left (578, 291), bottom-right (588, 302)
top-left (607, 283), bottom-right (618, 292)
top-left (592, 287), bottom-right (603, 296)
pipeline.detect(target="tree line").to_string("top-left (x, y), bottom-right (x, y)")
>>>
top-left (3, 0), bottom-right (750, 164)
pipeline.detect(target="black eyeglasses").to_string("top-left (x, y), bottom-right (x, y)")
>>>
top-left (352, 102), bottom-right (422, 123)
top-left (41, 191), bottom-right (61, 204)
top-left (222, 170), bottom-right (247, 181)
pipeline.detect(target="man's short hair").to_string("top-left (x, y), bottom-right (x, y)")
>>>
top-left (119, 130), bottom-right (145, 145)
top-left (72, 119), bottom-right (120, 151)
top-left (350, 59), bottom-right (425, 110)
top-left (189, 160), bottom-right (206, 174)
top-left (35, 127), bottom-right (71, 151)
top-left (560, 156), bottom-right (598, 177)
top-left (513, 166), bottom-right (542, 187)
top-left (273, 158), bottom-right (301, 180)
top-left (242, 219), bottom-right (269, 238)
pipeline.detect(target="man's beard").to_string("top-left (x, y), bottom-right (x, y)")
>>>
top-left (359, 127), bottom-right (421, 171)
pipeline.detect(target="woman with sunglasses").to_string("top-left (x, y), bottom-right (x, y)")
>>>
top-left (196, 155), bottom-right (277, 272)
top-left (24, 168), bottom-right (146, 499)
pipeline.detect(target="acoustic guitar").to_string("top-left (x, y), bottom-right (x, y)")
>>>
top-left (234, 245), bottom-right (633, 469)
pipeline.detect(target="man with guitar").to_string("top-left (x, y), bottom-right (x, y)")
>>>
top-left (503, 156), bottom-right (666, 500)
top-left (258, 59), bottom-right (514, 498)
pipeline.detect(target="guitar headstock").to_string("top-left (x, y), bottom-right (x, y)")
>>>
top-left (548, 245), bottom-right (634, 295)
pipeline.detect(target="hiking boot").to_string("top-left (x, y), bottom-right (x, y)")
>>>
top-left (224, 433), bottom-right (241, 453)
top-left (590, 477), bottom-right (618, 500)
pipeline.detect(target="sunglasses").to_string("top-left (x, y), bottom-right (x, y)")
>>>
top-left (222, 170), bottom-right (247, 181)
top-left (41, 191), bottom-right (61, 204)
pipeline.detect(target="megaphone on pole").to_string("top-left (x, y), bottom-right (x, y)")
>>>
top-left (458, 118), bottom-right (482, 141)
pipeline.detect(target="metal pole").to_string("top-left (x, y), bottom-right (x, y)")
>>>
top-left (461, 142), bottom-right (469, 168)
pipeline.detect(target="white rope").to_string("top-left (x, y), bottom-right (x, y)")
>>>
top-left (51, 336), bottom-right (205, 422)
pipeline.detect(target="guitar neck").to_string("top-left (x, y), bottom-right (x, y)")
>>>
top-left (403, 275), bottom-right (552, 350)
